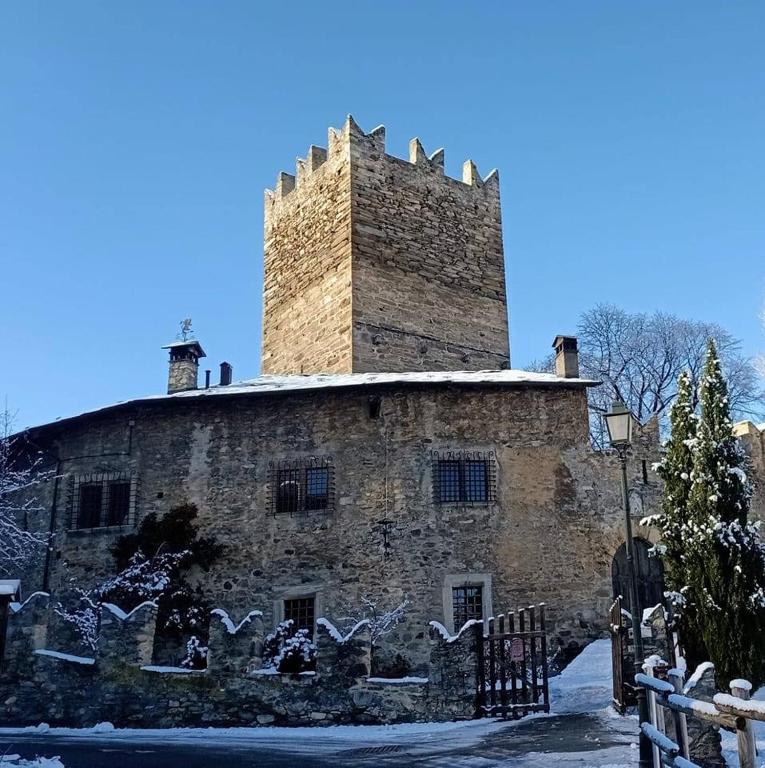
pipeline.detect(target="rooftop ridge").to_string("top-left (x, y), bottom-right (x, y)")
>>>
top-left (22, 369), bottom-right (599, 436)
top-left (264, 115), bottom-right (499, 205)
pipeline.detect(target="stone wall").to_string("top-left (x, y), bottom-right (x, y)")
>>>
top-left (12, 380), bottom-right (662, 670)
top-left (260, 116), bottom-right (509, 374)
top-left (349, 123), bottom-right (509, 372)
top-left (734, 421), bottom-right (765, 522)
top-left (261, 122), bottom-right (353, 375)
top-left (0, 601), bottom-right (476, 728)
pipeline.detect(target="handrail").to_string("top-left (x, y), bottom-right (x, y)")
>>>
top-left (635, 661), bottom-right (759, 768)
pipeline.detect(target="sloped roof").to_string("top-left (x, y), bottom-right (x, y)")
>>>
top-left (30, 369), bottom-right (599, 433)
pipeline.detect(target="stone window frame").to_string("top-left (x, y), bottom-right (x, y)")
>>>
top-left (442, 573), bottom-right (493, 634)
top-left (431, 450), bottom-right (497, 506)
top-left (272, 583), bottom-right (323, 639)
top-left (67, 471), bottom-right (138, 531)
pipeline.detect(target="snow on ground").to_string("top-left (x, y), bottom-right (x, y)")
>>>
top-left (0, 638), bottom-right (640, 767)
top-left (0, 758), bottom-right (64, 767)
top-left (0, 718), bottom-right (504, 751)
top-left (721, 684), bottom-right (765, 767)
top-left (549, 638), bottom-right (614, 714)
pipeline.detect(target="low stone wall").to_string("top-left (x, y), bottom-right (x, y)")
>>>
top-left (0, 601), bottom-right (478, 728)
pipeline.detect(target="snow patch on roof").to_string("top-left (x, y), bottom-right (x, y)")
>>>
top-left (140, 665), bottom-right (206, 675)
top-left (316, 617), bottom-right (371, 644)
top-left (211, 607), bottom-right (263, 635)
top-left (34, 649), bottom-right (95, 666)
top-left (31, 369), bottom-right (598, 432)
top-left (101, 601), bottom-right (157, 621)
top-left (166, 369), bottom-right (599, 400)
top-left (10, 591), bottom-right (49, 614)
top-left (0, 580), bottom-right (20, 597)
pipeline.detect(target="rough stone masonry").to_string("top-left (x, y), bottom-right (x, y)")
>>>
top-left (262, 116), bottom-right (510, 375)
top-left (1, 115), bottom-right (689, 727)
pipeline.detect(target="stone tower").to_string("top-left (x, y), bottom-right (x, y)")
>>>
top-left (261, 116), bottom-right (509, 374)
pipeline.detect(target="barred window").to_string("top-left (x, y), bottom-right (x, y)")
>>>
top-left (432, 451), bottom-right (496, 504)
top-left (69, 473), bottom-right (136, 530)
top-left (268, 458), bottom-right (334, 516)
top-left (284, 596), bottom-right (316, 638)
top-left (452, 585), bottom-right (484, 629)
top-left (78, 483), bottom-right (103, 529)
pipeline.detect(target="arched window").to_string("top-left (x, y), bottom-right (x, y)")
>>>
top-left (611, 538), bottom-right (665, 613)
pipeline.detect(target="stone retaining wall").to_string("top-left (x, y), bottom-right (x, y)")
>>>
top-left (0, 601), bottom-right (477, 728)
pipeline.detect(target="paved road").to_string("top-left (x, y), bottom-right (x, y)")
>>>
top-left (0, 714), bottom-right (637, 768)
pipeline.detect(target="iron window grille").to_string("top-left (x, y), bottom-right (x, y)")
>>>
top-left (452, 585), bottom-right (484, 629)
top-left (67, 472), bottom-right (137, 530)
top-left (284, 596), bottom-right (316, 638)
top-left (432, 450), bottom-right (496, 505)
top-left (267, 457), bottom-right (335, 516)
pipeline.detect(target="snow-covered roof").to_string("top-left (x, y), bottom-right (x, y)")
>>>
top-left (29, 369), bottom-right (599, 433)
top-left (164, 369), bottom-right (598, 398)
top-left (0, 580), bottom-right (21, 598)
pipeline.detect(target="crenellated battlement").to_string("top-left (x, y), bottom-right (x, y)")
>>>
top-left (261, 114), bottom-right (509, 375)
top-left (264, 115), bottom-right (499, 211)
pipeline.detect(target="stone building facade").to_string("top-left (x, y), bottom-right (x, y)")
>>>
top-left (9, 370), bottom-right (663, 668)
top-left (2, 116), bottom-right (677, 724)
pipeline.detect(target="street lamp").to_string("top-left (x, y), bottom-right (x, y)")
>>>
top-left (604, 399), bottom-right (651, 768)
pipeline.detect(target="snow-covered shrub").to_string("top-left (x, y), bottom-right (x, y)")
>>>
top-left (54, 504), bottom-right (223, 658)
top-left (262, 620), bottom-right (316, 673)
top-left (53, 592), bottom-right (100, 652)
top-left (181, 635), bottom-right (208, 669)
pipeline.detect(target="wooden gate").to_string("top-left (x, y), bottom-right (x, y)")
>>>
top-left (610, 596), bottom-right (635, 714)
top-left (475, 604), bottom-right (550, 719)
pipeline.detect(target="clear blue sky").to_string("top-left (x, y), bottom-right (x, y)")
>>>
top-left (2, 1), bottom-right (764, 428)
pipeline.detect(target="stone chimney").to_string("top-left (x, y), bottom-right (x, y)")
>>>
top-left (162, 340), bottom-right (206, 394)
top-left (553, 335), bottom-right (579, 378)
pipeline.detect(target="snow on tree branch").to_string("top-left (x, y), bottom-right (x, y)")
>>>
top-left (338, 595), bottom-right (409, 645)
top-left (0, 406), bottom-right (52, 575)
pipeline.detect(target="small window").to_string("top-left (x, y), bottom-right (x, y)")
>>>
top-left (269, 458), bottom-right (334, 516)
top-left (438, 461), bottom-right (462, 503)
top-left (78, 483), bottom-right (103, 529)
top-left (69, 473), bottom-right (135, 530)
top-left (305, 467), bottom-right (329, 510)
top-left (463, 460), bottom-right (488, 502)
top-left (106, 481), bottom-right (131, 526)
top-left (432, 451), bottom-right (495, 504)
top-left (276, 474), bottom-right (302, 515)
top-left (452, 585), bottom-right (484, 629)
top-left (284, 596), bottom-right (316, 638)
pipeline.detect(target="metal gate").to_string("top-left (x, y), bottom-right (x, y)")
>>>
top-left (610, 596), bottom-right (635, 714)
top-left (475, 604), bottom-right (550, 718)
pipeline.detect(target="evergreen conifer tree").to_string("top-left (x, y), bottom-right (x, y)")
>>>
top-left (653, 370), bottom-right (696, 587)
top-left (683, 340), bottom-right (765, 686)
top-left (650, 371), bottom-right (709, 666)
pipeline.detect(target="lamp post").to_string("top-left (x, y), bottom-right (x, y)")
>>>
top-left (603, 399), bottom-right (651, 768)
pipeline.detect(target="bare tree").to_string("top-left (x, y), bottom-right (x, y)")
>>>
top-left (339, 595), bottom-right (410, 646)
top-left (529, 305), bottom-right (764, 448)
top-left (0, 406), bottom-right (51, 576)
